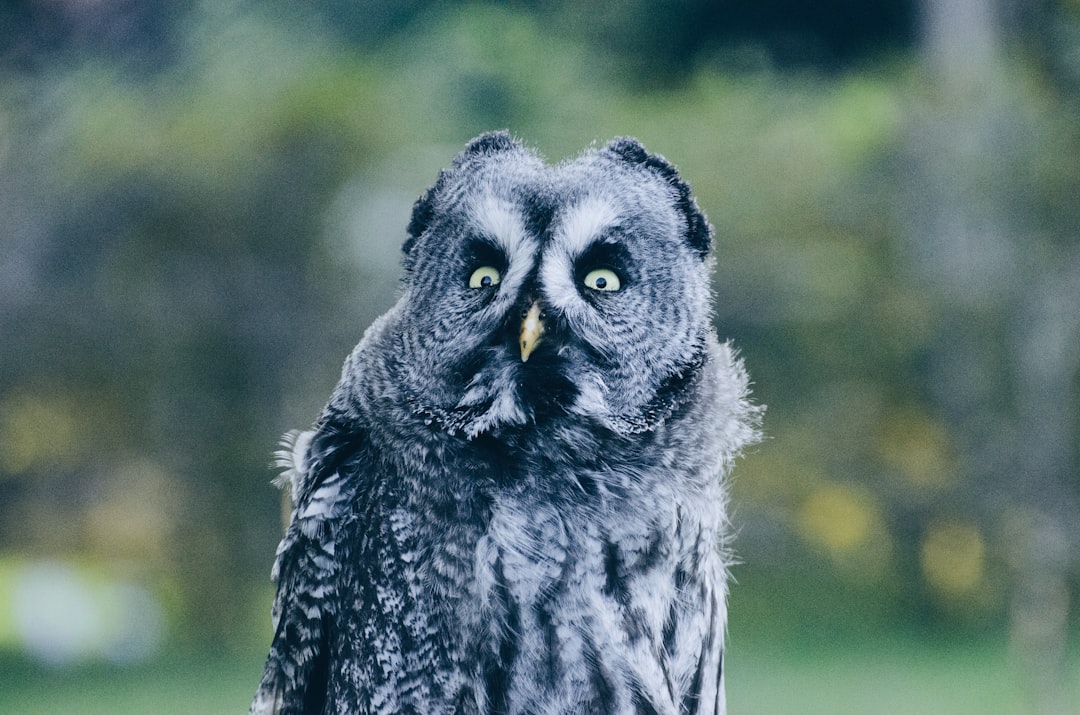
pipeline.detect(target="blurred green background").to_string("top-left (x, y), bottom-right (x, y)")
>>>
top-left (1, 1), bottom-right (1078, 712)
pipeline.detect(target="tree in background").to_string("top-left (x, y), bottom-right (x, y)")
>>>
top-left (906, 0), bottom-right (1079, 709)
top-left (0, 7), bottom-right (1076, 700)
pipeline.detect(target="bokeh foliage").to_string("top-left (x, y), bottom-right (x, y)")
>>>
top-left (1, 1), bottom-right (1078, 682)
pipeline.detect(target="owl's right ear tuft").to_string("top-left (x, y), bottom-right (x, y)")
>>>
top-left (604, 137), bottom-right (651, 166)
top-left (603, 137), bottom-right (714, 260)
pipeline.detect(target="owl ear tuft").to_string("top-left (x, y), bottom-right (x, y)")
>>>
top-left (605, 137), bottom-right (651, 166)
top-left (404, 168), bottom-right (447, 256)
top-left (404, 132), bottom-right (523, 257)
top-left (460, 130), bottom-right (521, 159)
top-left (604, 137), bottom-right (713, 260)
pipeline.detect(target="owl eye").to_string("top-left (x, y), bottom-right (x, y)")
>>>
top-left (583, 268), bottom-right (621, 292)
top-left (468, 266), bottom-right (502, 289)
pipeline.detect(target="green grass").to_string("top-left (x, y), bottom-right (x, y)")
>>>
top-left (726, 635), bottom-right (1055, 714)
top-left (0, 650), bottom-right (265, 715)
top-left (1, 636), bottom-right (1075, 713)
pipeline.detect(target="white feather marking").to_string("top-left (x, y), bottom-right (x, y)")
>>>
top-left (557, 195), bottom-right (621, 256)
top-left (458, 362), bottom-right (529, 437)
top-left (298, 481), bottom-right (342, 519)
top-left (569, 370), bottom-right (610, 419)
top-left (272, 429), bottom-right (313, 502)
top-left (470, 194), bottom-right (523, 248)
top-left (538, 247), bottom-right (578, 319)
top-left (468, 194), bottom-right (536, 286)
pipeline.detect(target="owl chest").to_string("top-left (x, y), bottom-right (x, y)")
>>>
top-left (338, 454), bottom-right (722, 713)
top-left (474, 495), bottom-right (684, 628)
top-left (395, 451), bottom-right (710, 642)
top-left (465, 495), bottom-right (721, 713)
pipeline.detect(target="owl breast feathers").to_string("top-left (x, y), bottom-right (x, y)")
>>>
top-left (251, 132), bottom-right (761, 715)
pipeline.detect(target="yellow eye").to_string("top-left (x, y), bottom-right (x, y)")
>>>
top-left (583, 268), bottom-right (621, 292)
top-left (468, 266), bottom-right (502, 289)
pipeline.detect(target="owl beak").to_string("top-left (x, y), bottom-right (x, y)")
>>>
top-left (519, 300), bottom-right (546, 362)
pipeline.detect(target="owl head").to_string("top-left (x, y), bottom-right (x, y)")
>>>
top-left (386, 131), bottom-right (715, 440)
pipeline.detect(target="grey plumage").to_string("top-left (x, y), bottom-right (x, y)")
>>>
top-left (251, 132), bottom-right (761, 715)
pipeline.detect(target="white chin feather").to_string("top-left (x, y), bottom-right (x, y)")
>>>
top-left (569, 371), bottom-right (610, 420)
top-left (459, 363), bottom-right (530, 438)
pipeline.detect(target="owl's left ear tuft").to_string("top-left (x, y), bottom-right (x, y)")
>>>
top-left (461, 130), bottom-right (522, 159)
top-left (404, 132), bottom-right (524, 258)
top-left (604, 137), bottom-right (713, 260)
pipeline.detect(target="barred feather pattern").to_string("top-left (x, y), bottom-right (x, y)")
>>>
top-left (250, 133), bottom-right (762, 715)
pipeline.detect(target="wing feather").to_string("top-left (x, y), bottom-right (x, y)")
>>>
top-left (250, 418), bottom-right (365, 715)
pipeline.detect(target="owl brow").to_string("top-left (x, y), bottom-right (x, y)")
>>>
top-left (575, 239), bottom-right (632, 278)
top-left (468, 194), bottom-right (528, 255)
top-left (463, 236), bottom-right (508, 270)
top-left (558, 196), bottom-right (621, 256)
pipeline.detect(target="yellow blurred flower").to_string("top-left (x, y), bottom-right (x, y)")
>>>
top-left (920, 521), bottom-right (986, 598)
top-left (797, 483), bottom-right (878, 553)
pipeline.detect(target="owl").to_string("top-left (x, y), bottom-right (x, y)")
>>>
top-left (250, 132), bottom-right (761, 715)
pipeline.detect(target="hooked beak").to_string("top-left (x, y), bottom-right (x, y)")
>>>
top-left (519, 301), bottom-right (546, 362)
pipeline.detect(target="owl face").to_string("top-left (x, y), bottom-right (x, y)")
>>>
top-left (390, 133), bottom-right (715, 439)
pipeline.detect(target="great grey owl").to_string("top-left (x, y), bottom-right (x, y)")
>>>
top-left (250, 132), bottom-right (761, 715)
